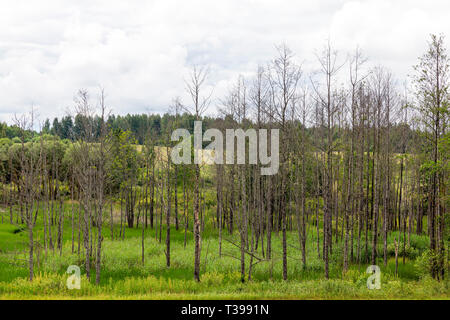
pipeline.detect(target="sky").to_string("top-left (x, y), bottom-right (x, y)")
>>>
top-left (0, 0), bottom-right (449, 126)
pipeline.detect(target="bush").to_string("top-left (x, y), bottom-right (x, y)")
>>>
top-left (414, 250), bottom-right (435, 278)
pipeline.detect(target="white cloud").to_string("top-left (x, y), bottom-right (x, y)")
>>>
top-left (0, 0), bottom-right (449, 125)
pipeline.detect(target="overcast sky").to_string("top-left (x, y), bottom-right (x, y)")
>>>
top-left (0, 0), bottom-right (449, 125)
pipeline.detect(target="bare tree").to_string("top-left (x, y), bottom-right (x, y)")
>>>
top-left (14, 109), bottom-right (42, 281)
top-left (311, 40), bottom-right (345, 278)
top-left (184, 66), bottom-right (212, 281)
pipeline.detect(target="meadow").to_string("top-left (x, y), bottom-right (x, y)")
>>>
top-left (0, 202), bottom-right (448, 300)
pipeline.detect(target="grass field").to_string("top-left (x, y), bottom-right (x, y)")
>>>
top-left (0, 201), bottom-right (449, 300)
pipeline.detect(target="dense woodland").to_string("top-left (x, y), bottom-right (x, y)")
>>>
top-left (0, 34), bottom-right (448, 290)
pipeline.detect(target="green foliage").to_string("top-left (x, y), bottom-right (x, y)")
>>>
top-left (107, 129), bottom-right (139, 192)
top-left (414, 250), bottom-right (437, 279)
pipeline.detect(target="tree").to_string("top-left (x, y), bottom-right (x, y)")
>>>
top-left (72, 89), bottom-right (96, 280)
top-left (184, 65), bottom-right (212, 281)
top-left (413, 34), bottom-right (449, 279)
top-left (13, 109), bottom-right (41, 281)
top-left (268, 44), bottom-right (302, 280)
top-left (312, 40), bottom-right (344, 279)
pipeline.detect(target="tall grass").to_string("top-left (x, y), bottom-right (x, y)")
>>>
top-left (0, 202), bottom-right (448, 299)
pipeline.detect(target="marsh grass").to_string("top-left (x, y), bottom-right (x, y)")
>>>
top-left (0, 203), bottom-right (448, 299)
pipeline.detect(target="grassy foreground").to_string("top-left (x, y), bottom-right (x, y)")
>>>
top-left (0, 205), bottom-right (449, 300)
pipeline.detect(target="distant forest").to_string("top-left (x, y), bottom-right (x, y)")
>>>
top-left (1, 112), bottom-right (417, 153)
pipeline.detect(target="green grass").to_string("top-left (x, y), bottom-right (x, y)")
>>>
top-left (0, 202), bottom-right (448, 300)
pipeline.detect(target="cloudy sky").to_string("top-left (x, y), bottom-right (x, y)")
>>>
top-left (0, 0), bottom-right (449, 125)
